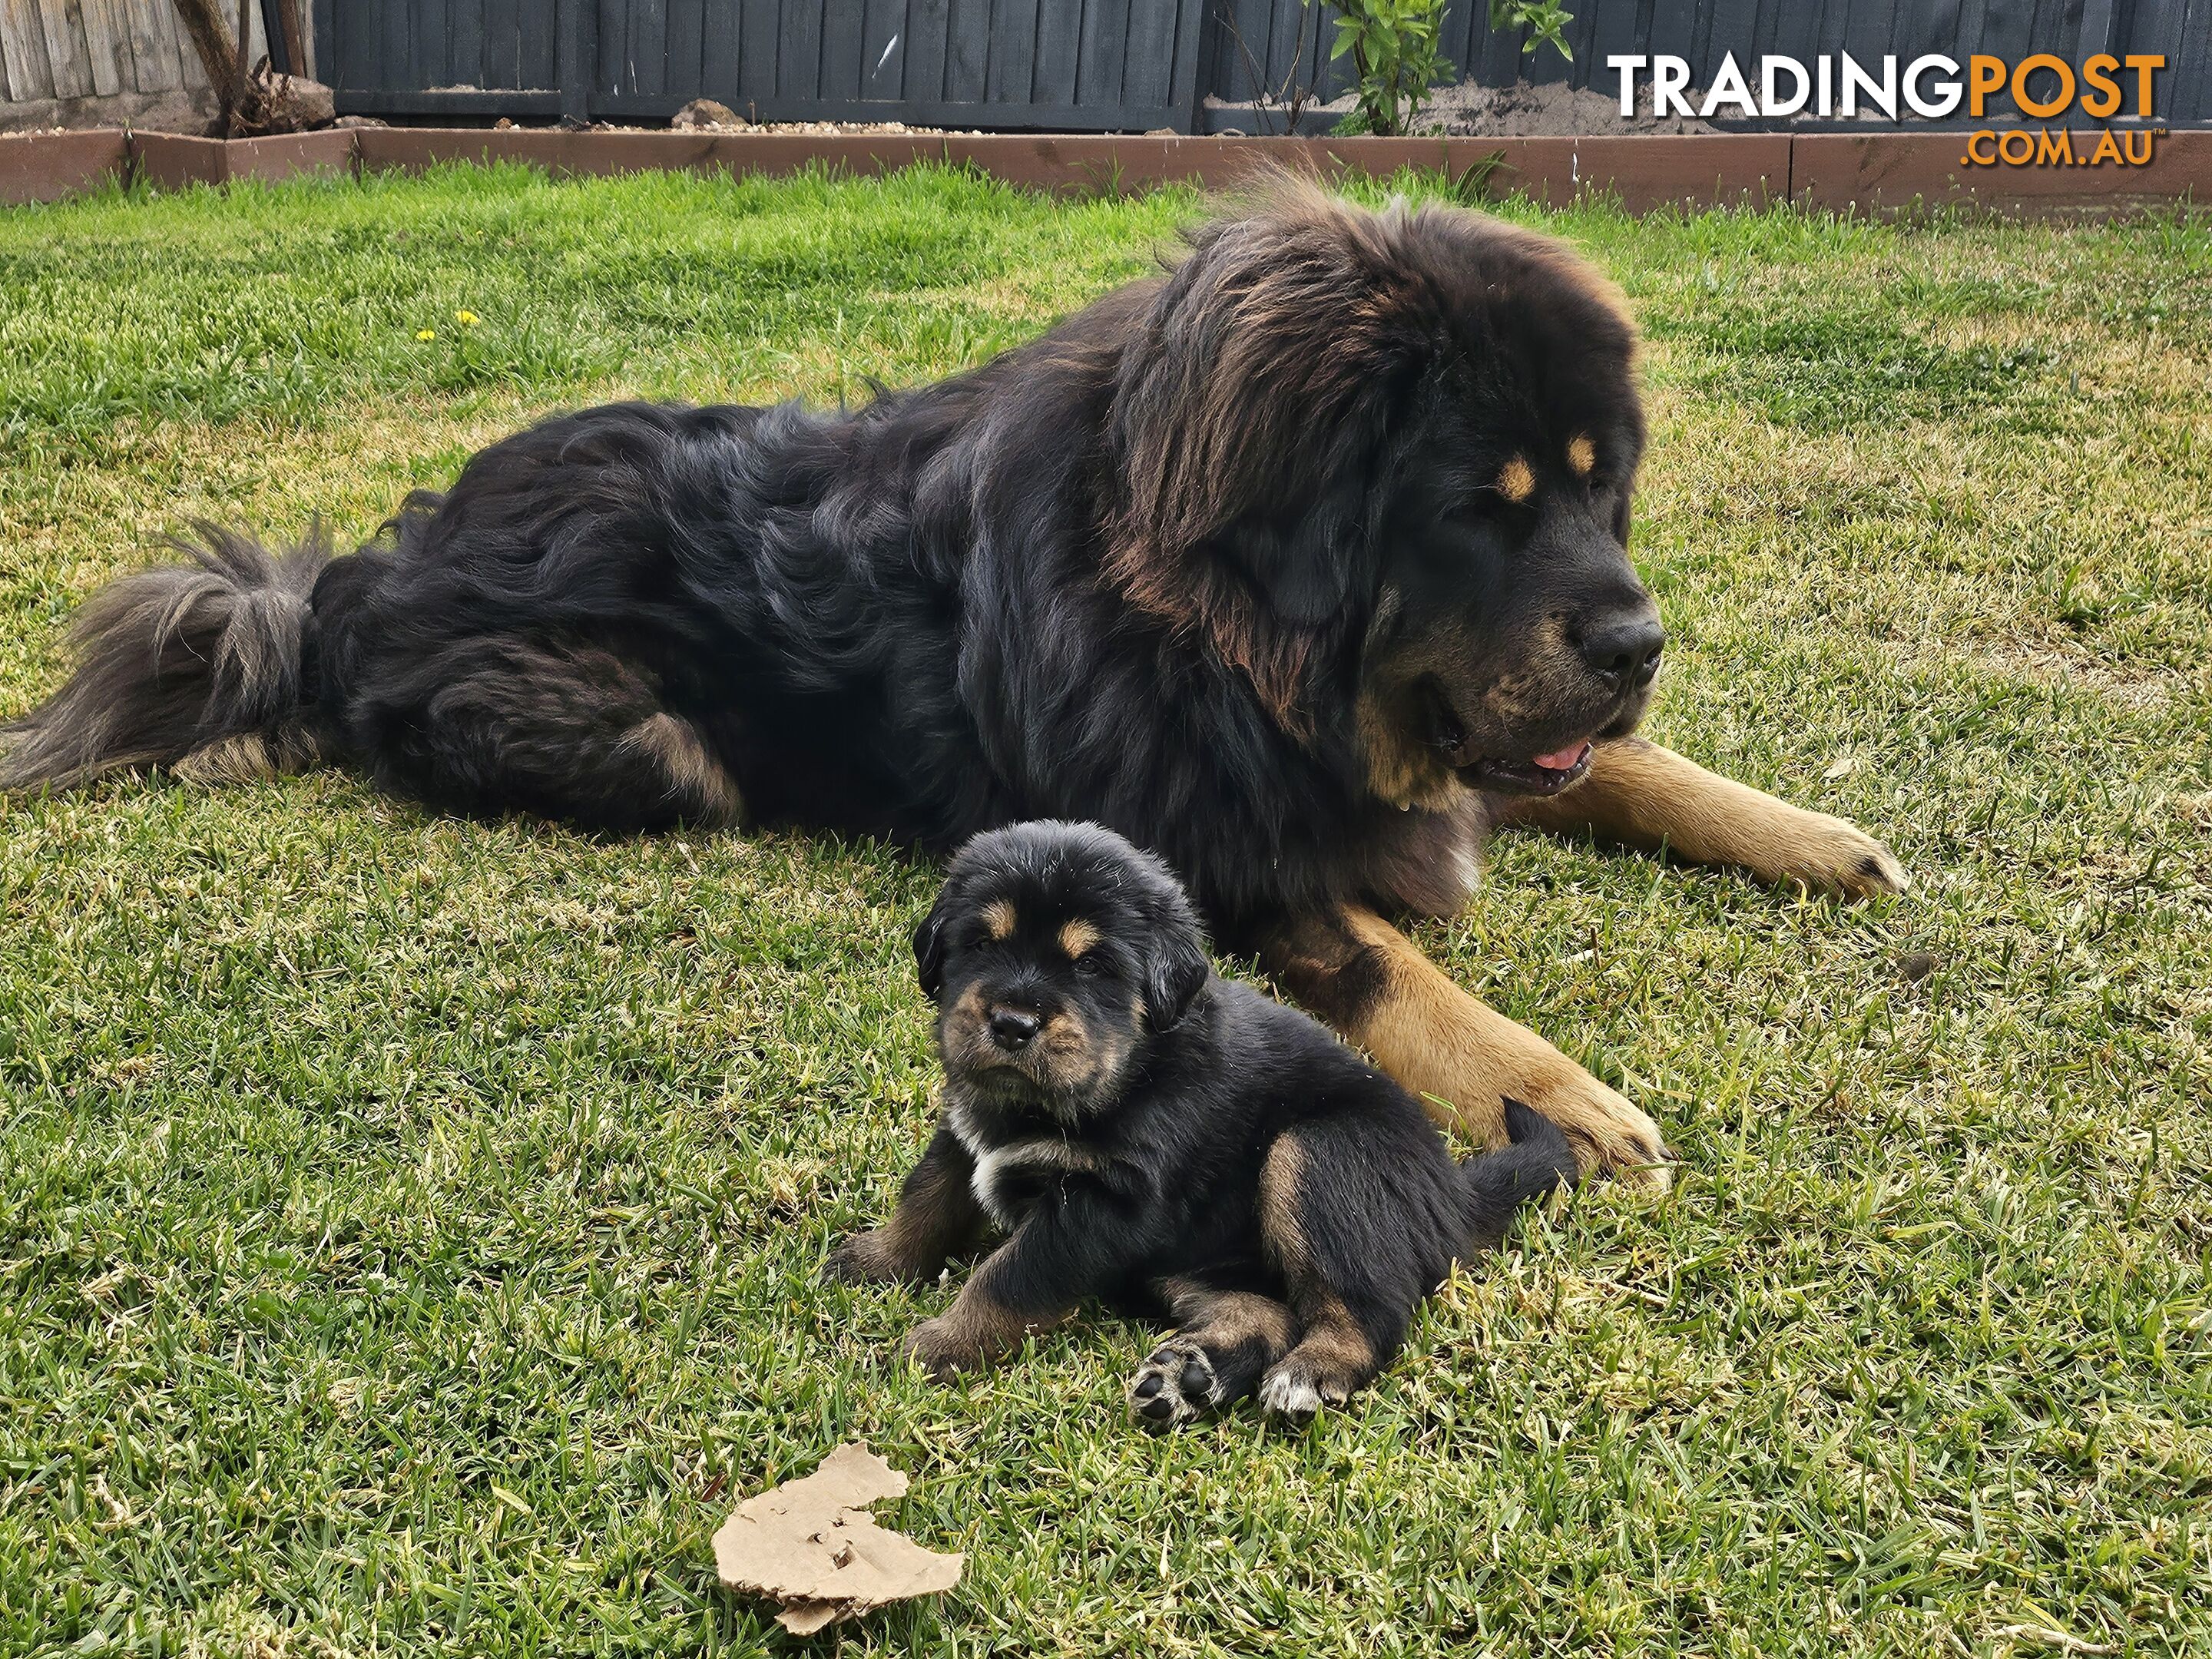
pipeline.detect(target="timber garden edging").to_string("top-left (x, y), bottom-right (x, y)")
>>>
top-left (1, 126), bottom-right (2204, 217)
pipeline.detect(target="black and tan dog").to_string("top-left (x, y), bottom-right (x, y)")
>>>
top-left (828, 821), bottom-right (1578, 1426)
top-left (2, 181), bottom-right (1904, 1184)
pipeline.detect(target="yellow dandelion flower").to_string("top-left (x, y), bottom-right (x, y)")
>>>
top-left (455, 309), bottom-right (479, 326)
top-left (416, 328), bottom-right (436, 342)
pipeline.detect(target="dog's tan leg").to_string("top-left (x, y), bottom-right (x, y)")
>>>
top-left (1259, 907), bottom-right (1669, 1187)
top-left (825, 1125), bottom-right (985, 1286)
top-left (1504, 737), bottom-right (1906, 899)
top-left (899, 1270), bottom-right (1070, 1381)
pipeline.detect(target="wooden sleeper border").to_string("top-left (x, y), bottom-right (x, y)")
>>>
top-left (2, 126), bottom-right (2204, 218)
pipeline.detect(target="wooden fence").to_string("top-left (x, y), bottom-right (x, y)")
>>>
top-left (310, 0), bottom-right (2210, 133)
top-left (5, 2), bottom-right (2207, 134)
top-left (0, 0), bottom-right (301, 130)
top-left (310, 1), bottom-right (1216, 131)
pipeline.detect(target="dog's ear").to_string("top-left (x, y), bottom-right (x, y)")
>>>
top-left (1107, 190), bottom-right (1440, 719)
top-left (1141, 925), bottom-right (1210, 1034)
top-left (912, 894), bottom-right (953, 999)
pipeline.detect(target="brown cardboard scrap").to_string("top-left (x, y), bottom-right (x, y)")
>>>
top-left (711, 1442), bottom-right (962, 1634)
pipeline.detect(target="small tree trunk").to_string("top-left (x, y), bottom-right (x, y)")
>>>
top-left (275, 0), bottom-right (306, 77)
top-left (171, 0), bottom-right (234, 93)
top-left (233, 0), bottom-right (255, 133)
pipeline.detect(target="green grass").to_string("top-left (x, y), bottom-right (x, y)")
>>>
top-left (1, 163), bottom-right (2207, 1657)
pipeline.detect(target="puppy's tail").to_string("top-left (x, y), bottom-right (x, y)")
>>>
top-left (1459, 1098), bottom-right (1581, 1251)
top-left (1, 523), bottom-right (339, 795)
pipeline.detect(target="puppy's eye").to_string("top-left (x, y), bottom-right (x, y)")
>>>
top-left (1074, 952), bottom-right (1111, 979)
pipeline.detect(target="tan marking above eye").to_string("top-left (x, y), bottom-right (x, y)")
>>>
top-left (1058, 919), bottom-right (1102, 958)
top-left (1495, 456), bottom-right (1535, 503)
top-left (1566, 434), bottom-right (1596, 477)
top-left (982, 899), bottom-right (1018, 940)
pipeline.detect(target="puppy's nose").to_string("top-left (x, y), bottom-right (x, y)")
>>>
top-left (1574, 604), bottom-right (1664, 691)
top-left (987, 1006), bottom-right (1042, 1051)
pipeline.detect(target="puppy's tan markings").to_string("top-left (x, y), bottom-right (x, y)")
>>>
top-left (621, 712), bottom-right (743, 826)
top-left (1565, 433), bottom-right (1596, 477)
top-left (1257, 1135), bottom-right (1312, 1277)
top-left (1035, 1007), bottom-right (1125, 1098)
top-left (1159, 1280), bottom-right (1299, 1356)
top-left (830, 1147), bottom-right (983, 1284)
top-left (1293, 1296), bottom-right (1375, 1377)
top-left (1058, 918), bottom-right (1102, 958)
top-left (1500, 737), bottom-right (1909, 899)
top-left (1259, 1294), bottom-right (1376, 1419)
top-left (1495, 455), bottom-right (1536, 503)
top-left (981, 899), bottom-right (1018, 940)
top-left (902, 1253), bottom-right (1071, 1380)
top-left (1130, 1280), bottom-right (1300, 1425)
top-left (1251, 1141), bottom-right (1382, 1419)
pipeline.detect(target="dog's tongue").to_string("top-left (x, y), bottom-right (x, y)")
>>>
top-left (1532, 742), bottom-right (1592, 772)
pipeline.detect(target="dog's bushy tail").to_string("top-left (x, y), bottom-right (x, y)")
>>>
top-left (1459, 1098), bottom-right (1581, 1250)
top-left (1, 523), bottom-right (336, 795)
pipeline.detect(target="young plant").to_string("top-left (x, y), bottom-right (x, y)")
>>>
top-left (1312, 0), bottom-right (1451, 136)
top-left (1490, 0), bottom-right (1575, 63)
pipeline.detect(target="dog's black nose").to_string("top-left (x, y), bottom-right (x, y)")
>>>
top-left (1575, 604), bottom-right (1665, 690)
top-left (987, 1006), bottom-right (1042, 1050)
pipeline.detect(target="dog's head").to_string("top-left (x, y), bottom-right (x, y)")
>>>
top-left (1108, 183), bottom-right (1658, 810)
top-left (913, 821), bottom-right (1210, 1119)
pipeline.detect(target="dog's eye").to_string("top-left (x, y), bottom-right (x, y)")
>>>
top-left (1074, 952), bottom-right (1111, 979)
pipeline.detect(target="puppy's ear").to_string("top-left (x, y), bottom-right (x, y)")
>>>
top-left (1141, 927), bottom-right (1210, 1034)
top-left (912, 896), bottom-right (952, 1000)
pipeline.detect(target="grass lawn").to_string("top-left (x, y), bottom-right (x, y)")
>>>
top-left (1, 164), bottom-right (2207, 1657)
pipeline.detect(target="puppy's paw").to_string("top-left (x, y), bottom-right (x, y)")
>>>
top-left (899, 1313), bottom-right (1009, 1382)
top-left (1767, 810), bottom-right (1909, 900)
top-left (1257, 1352), bottom-right (1359, 1424)
top-left (1126, 1339), bottom-right (1220, 1432)
top-left (826, 1230), bottom-right (916, 1286)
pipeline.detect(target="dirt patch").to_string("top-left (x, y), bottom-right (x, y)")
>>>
top-left (1205, 78), bottom-right (1715, 137)
top-left (1426, 79), bottom-right (1715, 136)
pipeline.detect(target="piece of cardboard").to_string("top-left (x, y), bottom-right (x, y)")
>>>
top-left (710, 1442), bottom-right (962, 1635)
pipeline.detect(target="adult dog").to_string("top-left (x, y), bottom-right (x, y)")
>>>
top-left (1, 182), bottom-right (1904, 1180)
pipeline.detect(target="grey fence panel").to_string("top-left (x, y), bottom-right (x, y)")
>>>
top-left (307, 0), bottom-right (2205, 131)
top-left (2143, 0), bottom-right (2207, 122)
top-left (988, 0), bottom-right (1038, 102)
top-left (520, 2), bottom-right (554, 82)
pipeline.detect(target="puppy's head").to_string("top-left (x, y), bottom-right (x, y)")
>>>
top-left (914, 821), bottom-right (1210, 1118)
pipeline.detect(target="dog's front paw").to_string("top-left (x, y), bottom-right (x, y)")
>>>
top-left (1257, 1351), bottom-right (1359, 1424)
top-left (899, 1314), bottom-right (994, 1383)
top-left (1515, 1070), bottom-right (1672, 1193)
top-left (826, 1230), bottom-right (916, 1286)
top-left (1770, 810), bottom-right (1909, 900)
top-left (1127, 1339), bottom-right (1221, 1431)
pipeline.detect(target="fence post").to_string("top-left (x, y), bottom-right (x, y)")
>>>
top-left (558, 0), bottom-right (598, 122)
top-left (1180, 0), bottom-right (1217, 133)
top-left (2076, 0), bottom-right (2118, 58)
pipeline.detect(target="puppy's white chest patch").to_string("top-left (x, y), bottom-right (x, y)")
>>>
top-left (952, 1118), bottom-right (1094, 1228)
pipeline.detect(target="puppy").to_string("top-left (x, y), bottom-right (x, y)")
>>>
top-left (828, 820), bottom-right (1578, 1426)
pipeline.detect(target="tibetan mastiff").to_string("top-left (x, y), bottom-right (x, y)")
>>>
top-left (828, 820), bottom-right (1578, 1423)
top-left (1, 181), bottom-right (1905, 1180)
